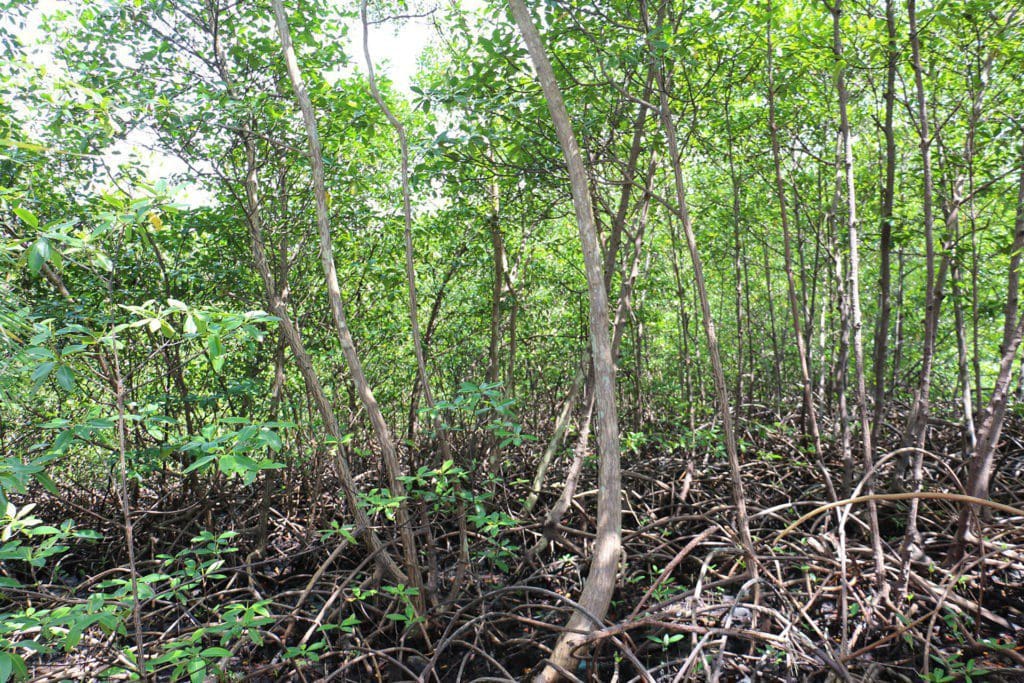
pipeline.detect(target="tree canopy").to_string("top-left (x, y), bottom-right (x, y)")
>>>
top-left (2, 0), bottom-right (1024, 680)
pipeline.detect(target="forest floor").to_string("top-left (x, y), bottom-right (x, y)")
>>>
top-left (6, 410), bottom-right (1024, 682)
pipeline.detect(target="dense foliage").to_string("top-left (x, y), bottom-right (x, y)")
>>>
top-left (2, 0), bottom-right (1023, 680)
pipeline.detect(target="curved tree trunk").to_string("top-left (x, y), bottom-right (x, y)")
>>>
top-left (642, 0), bottom-right (757, 586)
top-left (951, 156), bottom-right (1024, 561)
top-left (361, 0), bottom-right (462, 605)
top-left (241, 132), bottom-right (407, 585)
top-left (271, 0), bottom-right (426, 613)
top-left (507, 1), bottom-right (622, 679)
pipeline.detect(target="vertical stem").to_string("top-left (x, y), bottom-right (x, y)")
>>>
top-left (899, 0), bottom-right (937, 591)
top-left (903, 0), bottom-right (939, 455)
top-left (871, 0), bottom-right (898, 444)
top-left (766, 1), bottom-right (837, 503)
top-left (644, 0), bottom-right (757, 580)
top-left (271, 0), bottom-right (426, 611)
top-left (110, 337), bottom-right (149, 681)
top-left (831, 0), bottom-right (884, 591)
top-left (761, 234), bottom-right (783, 408)
top-left (725, 99), bottom-right (746, 419)
top-left (507, 1), bottom-right (622, 677)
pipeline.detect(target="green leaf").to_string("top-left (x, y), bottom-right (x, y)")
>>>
top-left (259, 429), bottom-right (282, 452)
top-left (92, 251), bottom-right (114, 271)
top-left (199, 647), bottom-right (232, 658)
top-left (257, 460), bottom-right (285, 470)
top-left (0, 652), bottom-right (14, 683)
top-left (14, 207), bottom-right (38, 228)
top-left (183, 454), bottom-right (217, 474)
top-left (218, 453), bottom-right (258, 476)
top-left (208, 334), bottom-right (224, 372)
top-left (55, 365), bottom-right (75, 392)
top-left (9, 655), bottom-right (26, 683)
top-left (30, 361), bottom-right (56, 386)
top-left (73, 529), bottom-right (103, 539)
top-left (0, 137), bottom-right (48, 153)
top-left (28, 238), bottom-right (52, 276)
top-left (187, 658), bottom-right (206, 683)
top-left (35, 471), bottom-right (58, 495)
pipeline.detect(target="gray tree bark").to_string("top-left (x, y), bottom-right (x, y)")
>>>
top-left (271, 0), bottom-right (426, 612)
top-left (507, 1), bottom-right (623, 678)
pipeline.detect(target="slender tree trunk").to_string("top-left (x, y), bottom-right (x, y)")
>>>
top-left (896, 0), bottom-right (942, 587)
top-left (826, 129), bottom-right (854, 490)
top-left (969, 180), bottom-right (983, 411)
top-left (944, 43), bottom-right (993, 460)
top-left (742, 241), bottom-right (755, 409)
top-left (406, 248), bottom-right (465, 439)
top-left (604, 73), bottom-right (654, 297)
top-left (871, 0), bottom-right (898, 444)
top-left (643, 0), bottom-right (758, 583)
top-left (507, 2), bottom-right (622, 678)
top-left (952, 245), bottom-right (977, 455)
top-left (524, 114), bottom-right (654, 521)
top-left (612, 156), bottom-right (657, 360)
top-left (259, 189), bottom-right (292, 550)
top-left (1002, 160), bottom-right (1024, 360)
top-left (725, 100), bottom-right (745, 419)
top-left (951, 154), bottom-right (1024, 560)
top-left (361, 4), bottom-right (461, 605)
top-left (524, 353), bottom-right (587, 514)
top-left (761, 235), bottom-right (783, 408)
top-left (240, 132), bottom-right (407, 585)
top-left (272, 0), bottom-right (426, 611)
top-left (669, 216), bottom-right (695, 423)
top-left (902, 0), bottom-right (940, 456)
top-left (892, 249), bottom-right (906, 391)
top-left (507, 286), bottom-right (519, 393)
top-left (486, 174), bottom-right (506, 388)
top-left (831, 0), bottom-right (885, 591)
top-left (766, 4), bottom-right (837, 503)
top-left (362, 0), bottom-right (447, 449)
top-left (528, 169), bottom-right (653, 519)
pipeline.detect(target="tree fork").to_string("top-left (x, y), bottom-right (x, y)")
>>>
top-left (271, 0), bottom-right (426, 613)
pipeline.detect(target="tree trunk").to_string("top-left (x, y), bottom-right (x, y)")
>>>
top-left (725, 99), bottom-right (745, 420)
top-left (240, 132), bottom-right (407, 585)
top-left (761, 234), bottom-right (783, 408)
top-left (897, 0), bottom-right (943, 587)
top-left (950, 155), bottom-right (1024, 560)
top-left (362, 0), bottom-right (448, 457)
top-left (902, 0), bottom-right (940, 456)
top-left (643, 0), bottom-right (758, 585)
top-left (766, 3), bottom-right (837, 503)
top-left (831, 0), bottom-right (884, 591)
top-left (892, 249), bottom-right (906, 392)
top-left (271, 0), bottom-right (426, 612)
top-left (507, 2), bottom-right (623, 678)
top-left (486, 174), bottom-right (506, 388)
top-left (524, 353), bottom-right (587, 514)
top-left (871, 0), bottom-right (898, 445)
